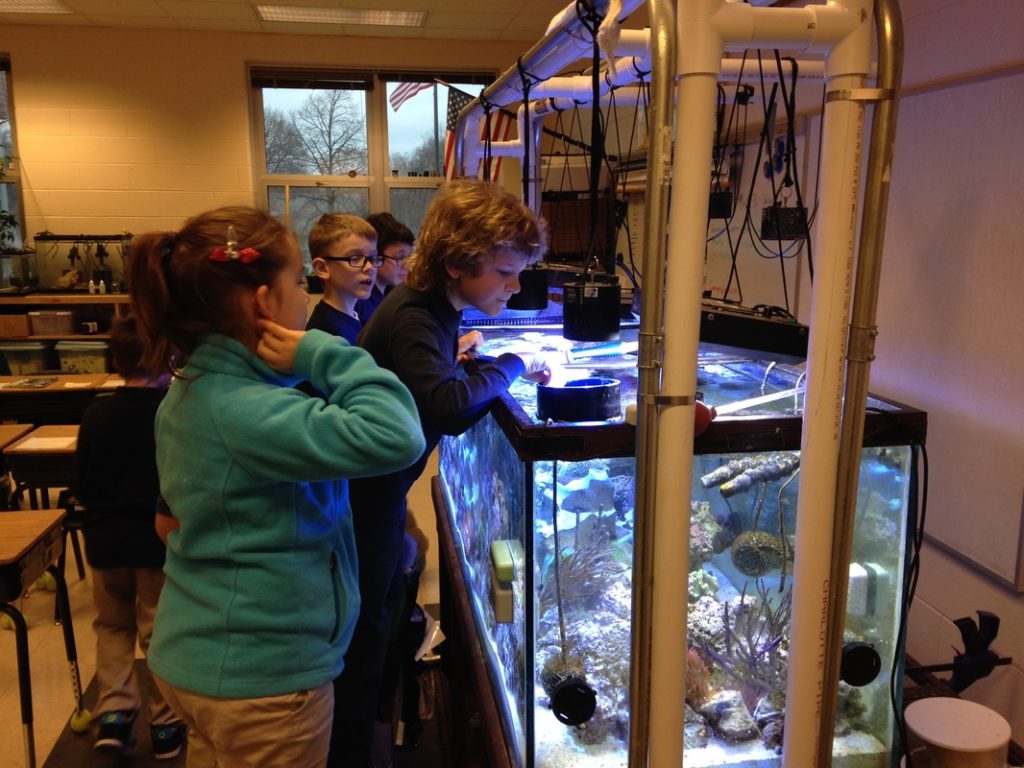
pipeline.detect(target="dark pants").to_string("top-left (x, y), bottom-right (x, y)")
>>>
top-left (328, 507), bottom-right (407, 768)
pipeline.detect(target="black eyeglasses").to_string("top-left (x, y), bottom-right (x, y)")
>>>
top-left (321, 254), bottom-right (384, 268)
top-left (383, 254), bottom-right (410, 265)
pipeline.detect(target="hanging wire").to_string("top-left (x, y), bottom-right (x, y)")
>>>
top-left (517, 56), bottom-right (542, 205)
top-left (480, 97), bottom-right (495, 182)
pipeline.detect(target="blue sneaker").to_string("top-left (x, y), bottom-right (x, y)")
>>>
top-left (151, 723), bottom-right (187, 760)
top-left (94, 709), bottom-right (136, 752)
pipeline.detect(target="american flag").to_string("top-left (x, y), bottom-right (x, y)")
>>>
top-left (443, 87), bottom-right (476, 180)
top-left (443, 87), bottom-right (515, 181)
top-left (389, 81), bottom-right (433, 112)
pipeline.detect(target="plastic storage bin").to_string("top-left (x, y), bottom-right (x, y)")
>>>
top-left (0, 341), bottom-right (53, 374)
top-left (55, 340), bottom-right (109, 373)
top-left (28, 310), bottom-right (75, 335)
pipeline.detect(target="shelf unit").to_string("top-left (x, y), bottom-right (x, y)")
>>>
top-left (0, 293), bottom-right (129, 341)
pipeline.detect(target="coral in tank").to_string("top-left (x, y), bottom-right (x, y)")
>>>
top-left (690, 500), bottom-right (733, 568)
top-left (730, 530), bottom-right (787, 577)
top-left (539, 528), bottom-right (625, 622)
top-left (702, 580), bottom-right (792, 711)
top-left (688, 568), bottom-right (720, 603)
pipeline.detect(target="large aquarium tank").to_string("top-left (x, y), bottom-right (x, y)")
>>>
top-left (434, 325), bottom-right (925, 768)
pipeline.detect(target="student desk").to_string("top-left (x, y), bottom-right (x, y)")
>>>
top-left (3, 425), bottom-right (79, 510)
top-left (0, 373), bottom-right (113, 425)
top-left (0, 509), bottom-right (88, 768)
top-left (0, 423), bottom-right (34, 509)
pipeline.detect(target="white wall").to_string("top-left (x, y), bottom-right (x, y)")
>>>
top-left (869, 0), bottom-right (1024, 743)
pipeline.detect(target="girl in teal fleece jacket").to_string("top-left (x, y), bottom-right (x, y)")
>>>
top-left (127, 206), bottom-right (425, 767)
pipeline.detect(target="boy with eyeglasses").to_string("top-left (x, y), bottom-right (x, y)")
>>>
top-left (307, 213), bottom-right (382, 344)
top-left (356, 212), bottom-right (414, 324)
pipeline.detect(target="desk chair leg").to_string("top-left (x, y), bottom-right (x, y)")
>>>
top-left (57, 528), bottom-right (86, 582)
top-left (47, 564), bottom-right (91, 733)
top-left (0, 474), bottom-right (12, 510)
top-left (0, 603), bottom-right (39, 768)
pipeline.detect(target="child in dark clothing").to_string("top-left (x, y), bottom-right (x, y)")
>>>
top-left (356, 212), bottom-right (414, 324)
top-left (71, 315), bottom-right (187, 760)
top-left (307, 213), bottom-right (382, 344)
top-left (329, 180), bottom-right (551, 767)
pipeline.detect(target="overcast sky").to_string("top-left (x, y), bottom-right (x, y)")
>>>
top-left (263, 82), bottom-right (484, 158)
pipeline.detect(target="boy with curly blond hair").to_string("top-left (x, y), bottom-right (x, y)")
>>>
top-left (329, 180), bottom-right (551, 767)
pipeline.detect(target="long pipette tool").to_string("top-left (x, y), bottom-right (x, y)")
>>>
top-left (712, 386), bottom-right (803, 416)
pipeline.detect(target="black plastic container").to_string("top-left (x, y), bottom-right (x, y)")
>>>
top-left (536, 377), bottom-right (621, 422)
top-left (562, 275), bottom-right (620, 341)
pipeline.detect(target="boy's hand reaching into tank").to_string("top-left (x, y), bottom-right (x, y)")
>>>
top-left (457, 331), bottom-right (484, 362)
top-left (257, 320), bottom-right (305, 373)
top-left (517, 352), bottom-right (552, 385)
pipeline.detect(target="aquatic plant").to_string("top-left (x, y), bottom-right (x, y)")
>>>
top-left (701, 580), bottom-right (792, 709)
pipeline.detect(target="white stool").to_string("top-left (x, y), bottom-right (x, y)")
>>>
top-left (903, 697), bottom-right (1010, 768)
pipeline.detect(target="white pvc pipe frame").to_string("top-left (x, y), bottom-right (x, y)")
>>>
top-left (454, 2), bottom-right (873, 767)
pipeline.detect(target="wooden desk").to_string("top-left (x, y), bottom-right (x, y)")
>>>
top-left (0, 509), bottom-right (87, 768)
top-left (0, 423), bottom-right (34, 450)
top-left (0, 373), bottom-right (112, 425)
top-left (4, 425), bottom-right (79, 509)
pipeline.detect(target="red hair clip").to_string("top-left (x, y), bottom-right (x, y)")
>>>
top-left (210, 225), bottom-right (262, 264)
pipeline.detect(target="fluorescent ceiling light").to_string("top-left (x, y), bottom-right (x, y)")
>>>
top-left (0, 0), bottom-right (71, 12)
top-left (256, 5), bottom-right (425, 26)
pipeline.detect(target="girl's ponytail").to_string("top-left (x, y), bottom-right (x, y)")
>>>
top-left (127, 230), bottom-right (179, 379)
top-left (126, 206), bottom-right (295, 379)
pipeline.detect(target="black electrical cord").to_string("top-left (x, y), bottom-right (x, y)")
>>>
top-left (890, 442), bottom-right (929, 768)
top-left (774, 51), bottom-right (815, 282)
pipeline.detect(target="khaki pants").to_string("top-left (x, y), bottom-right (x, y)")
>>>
top-left (153, 676), bottom-right (333, 768)
top-left (91, 566), bottom-right (178, 725)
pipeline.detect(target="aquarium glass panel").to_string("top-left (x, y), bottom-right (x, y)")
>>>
top-left (532, 456), bottom-right (635, 765)
top-left (439, 414), bottom-right (528, 764)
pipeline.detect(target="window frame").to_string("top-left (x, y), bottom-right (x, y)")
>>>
top-left (249, 67), bottom-right (495, 222)
top-left (1, 56), bottom-right (26, 251)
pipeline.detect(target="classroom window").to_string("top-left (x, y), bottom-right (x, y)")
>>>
top-left (1, 57), bottom-right (25, 252)
top-left (251, 68), bottom-right (491, 268)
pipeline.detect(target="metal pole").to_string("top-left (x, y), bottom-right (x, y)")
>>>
top-left (817, 1), bottom-right (904, 764)
top-left (628, 2), bottom-right (675, 764)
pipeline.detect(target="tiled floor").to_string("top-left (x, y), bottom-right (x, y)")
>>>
top-left (0, 452), bottom-right (441, 768)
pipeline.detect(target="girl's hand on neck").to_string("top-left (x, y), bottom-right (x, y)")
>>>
top-left (255, 319), bottom-right (305, 374)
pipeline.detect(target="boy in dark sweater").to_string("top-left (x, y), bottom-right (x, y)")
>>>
top-left (71, 316), bottom-right (186, 760)
top-left (355, 211), bottom-right (414, 324)
top-left (329, 180), bottom-right (551, 767)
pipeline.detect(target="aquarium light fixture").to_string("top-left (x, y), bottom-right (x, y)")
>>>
top-left (255, 5), bottom-right (425, 27)
top-left (0, 0), bottom-right (70, 13)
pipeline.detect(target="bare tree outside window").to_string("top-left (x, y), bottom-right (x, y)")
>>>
top-left (294, 90), bottom-right (368, 176)
top-left (263, 107), bottom-right (307, 174)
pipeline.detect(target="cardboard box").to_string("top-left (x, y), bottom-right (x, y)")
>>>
top-left (0, 314), bottom-right (31, 337)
